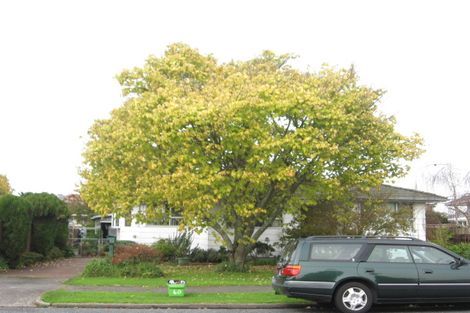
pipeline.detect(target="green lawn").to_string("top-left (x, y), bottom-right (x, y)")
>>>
top-left (67, 264), bottom-right (275, 287)
top-left (42, 290), bottom-right (310, 305)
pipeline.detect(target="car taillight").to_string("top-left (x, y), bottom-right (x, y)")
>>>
top-left (281, 264), bottom-right (302, 276)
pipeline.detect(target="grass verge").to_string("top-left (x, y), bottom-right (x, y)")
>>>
top-left (42, 290), bottom-right (310, 305)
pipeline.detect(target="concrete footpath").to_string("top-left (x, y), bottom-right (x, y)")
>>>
top-left (0, 258), bottom-right (92, 307)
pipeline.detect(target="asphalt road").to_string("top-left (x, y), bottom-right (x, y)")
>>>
top-left (5, 305), bottom-right (470, 313)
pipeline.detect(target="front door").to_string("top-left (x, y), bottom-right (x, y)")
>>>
top-left (358, 244), bottom-right (419, 299)
top-left (410, 245), bottom-right (470, 299)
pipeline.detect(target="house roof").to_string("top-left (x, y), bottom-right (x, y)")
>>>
top-left (447, 194), bottom-right (470, 206)
top-left (91, 214), bottom-right (112, 220)
top-left (356, 184), bottom-right (448, 203)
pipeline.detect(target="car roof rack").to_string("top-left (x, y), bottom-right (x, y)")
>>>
top-left (303, 235), bottom-right (423, 241)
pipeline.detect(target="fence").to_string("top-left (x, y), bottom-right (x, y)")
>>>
top-left (427, 223), bottom-right (470, 243)
top-left (68, 226), bottom-right (114, 256)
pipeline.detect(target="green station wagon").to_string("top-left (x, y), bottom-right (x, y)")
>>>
top-left (272, 236), bottom-right (470, 313)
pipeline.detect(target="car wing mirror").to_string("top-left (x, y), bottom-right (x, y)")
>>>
top-left (451, 258), bottom-right (467, 269)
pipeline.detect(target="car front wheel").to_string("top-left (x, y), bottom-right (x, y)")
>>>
top-left (334, 282), bottom-right (373, 313)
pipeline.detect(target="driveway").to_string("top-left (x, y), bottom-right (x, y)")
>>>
top-left (0, 257), bottom-right (92, 307)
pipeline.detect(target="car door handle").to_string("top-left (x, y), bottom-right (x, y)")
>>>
top-left (424, 269), bottom-right (433, 274)
top-left (365, 268), bottom-right (375, 273)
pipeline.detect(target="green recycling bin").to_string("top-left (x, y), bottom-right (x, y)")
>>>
top-left (167, 280), bottom-right (186, 297)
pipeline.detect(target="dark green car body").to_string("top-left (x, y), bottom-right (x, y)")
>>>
top-left (272, 237), bottom-right (470, 309)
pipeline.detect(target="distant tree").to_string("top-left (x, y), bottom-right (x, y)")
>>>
top-left (81, 43), bottom-right (423, 266)
top-left (63, 194), bottom-right (95, 227)
top-left (0, 175), bottom-right (12, 196)
top-left (427, 164), bottom-right (470, 225)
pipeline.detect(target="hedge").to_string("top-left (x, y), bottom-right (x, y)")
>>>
top-left (0, 195), bottom-right (31, 266)
top-left (0, 193), bottom-right (70, 267)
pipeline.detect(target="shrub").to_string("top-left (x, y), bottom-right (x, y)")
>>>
top-left (19, 252), bottom-right (44, 267)
top-left (189, 247), bottom-right (228, 263)
top-left (447, 243), bottom-right (470, 259)
top-left (0, 256), bottom-right (9, 271)
top-left (170, 231), bottom-right (193, 258)
top-left (82, 258), bottom-right (164, 278)
top-left (46, 246), bottom-right (64, 260)
top-left (190, 248), bottom-right (208, 263)
top-left (207, 248), bottom-right (226, 263)
top-left (62, 246), bottom-right (76, 258)
top-left (112, 244), bottom-right (161, 265)
top-left (118, 261), bottom-right (164, 278)
top-left (216, 261), bottom-right (250, 273)
top-left (251, 257), bottom-right (278, 266)
top-left (82, 258), bottom-right (118, 277)
top-left (152, 239), bottom-right (177, 261)
top-left (249, 241), bottom-right (275, 258)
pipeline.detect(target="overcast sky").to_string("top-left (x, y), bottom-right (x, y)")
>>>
top-left (0, 0), bottom-right (469, 198)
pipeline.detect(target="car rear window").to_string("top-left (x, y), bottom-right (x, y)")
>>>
top-left (309, 243), bottom-right (362, 261)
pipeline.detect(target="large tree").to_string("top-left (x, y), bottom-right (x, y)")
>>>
top-left (81, 43), bottom-right (422, 266)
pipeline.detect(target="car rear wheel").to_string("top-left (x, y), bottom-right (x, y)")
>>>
top-left (334, 282), bottom-right (373, 313)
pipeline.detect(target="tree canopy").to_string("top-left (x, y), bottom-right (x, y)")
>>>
top-left (81, 43), bottom-right (422, 265)
top-left (0, 175), bottom-right (12, 196)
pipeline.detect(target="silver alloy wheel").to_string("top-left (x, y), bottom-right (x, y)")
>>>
top-left (342, 287), bottom-right (368, 311)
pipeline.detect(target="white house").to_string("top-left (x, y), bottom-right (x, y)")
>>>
top-left (446, 194), bottom-right (470, 226)
top-left (92, 185), bottom-right (446, 251)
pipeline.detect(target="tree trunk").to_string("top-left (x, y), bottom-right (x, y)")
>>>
top-left (231, 244), bottom-right (250, 267)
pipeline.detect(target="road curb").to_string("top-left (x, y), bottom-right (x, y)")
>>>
top-left (43, 303), bottom-right (310, 309)
top-left (34, 298), bottom-right (50, 308)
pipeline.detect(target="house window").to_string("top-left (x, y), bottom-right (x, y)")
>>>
top-left (145, 207), bottom-right (182, 226)
top-left (169, 208), bottom-right (183, 226)
top-left (387, 202), bottom-right (399, 212)
top-left (271, 216), bottom-right (283, 227)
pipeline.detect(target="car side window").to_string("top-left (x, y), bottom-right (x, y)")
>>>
top-left (410, 246), bottom-right (455, 264)
top-left (309, 243), bottom-right (362, 261)
top-left (367, 245), bottom-right (412, 263)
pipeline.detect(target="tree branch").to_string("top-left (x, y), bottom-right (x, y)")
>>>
top-left (211, 222), bottom-right (233, 251)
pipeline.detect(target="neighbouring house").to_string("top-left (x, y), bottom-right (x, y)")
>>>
top-left (447, 194), bottom-right (470, 226)
top-left (446, 193), bottom-right (470, 226)
top-left (91, 185), bottom-right (446, 252)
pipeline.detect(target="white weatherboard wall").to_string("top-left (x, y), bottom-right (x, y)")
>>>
top-left (396, 203), bottom-right (426, 240)
top-left (114, 218), bottom-right (210, 250)
top-left (411, 203), bottom-right (426, 240)
top-left (109, 205), bottom-right (427, 249)
top-left (112, 216), bottom-right (284, 251)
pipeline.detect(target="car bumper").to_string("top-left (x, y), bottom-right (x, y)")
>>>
top-left (272, 276), bottom-right (334, 302)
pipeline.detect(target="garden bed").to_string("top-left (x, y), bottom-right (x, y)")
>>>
top-left (67, 264), bottom-right (275, 287)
